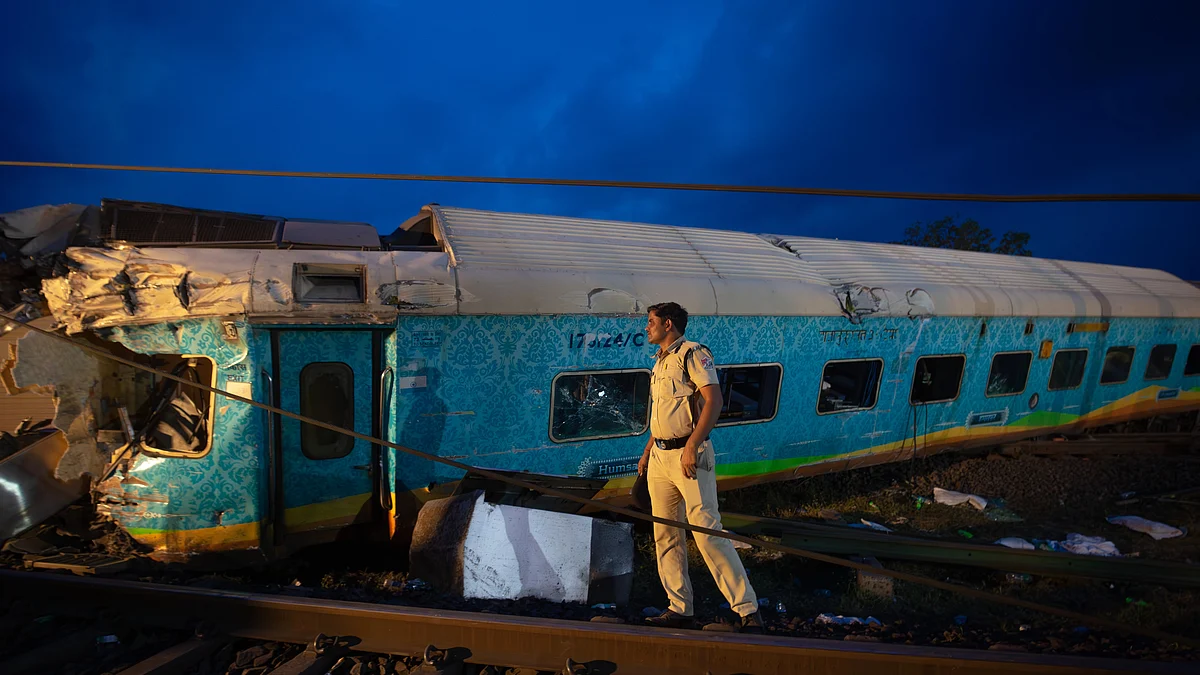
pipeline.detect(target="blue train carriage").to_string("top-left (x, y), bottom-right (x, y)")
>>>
top-left (32, 199), bottom-right (1200, 564)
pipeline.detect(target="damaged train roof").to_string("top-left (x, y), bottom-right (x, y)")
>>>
top-left (3, 200), bottom-right (1199, 331)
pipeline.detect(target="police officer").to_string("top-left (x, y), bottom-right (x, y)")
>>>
top-left (638, 302), bottom-right (763, 633)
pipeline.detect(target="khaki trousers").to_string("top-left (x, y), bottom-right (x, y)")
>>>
top-left (649, 440), bottom-right (758, 617)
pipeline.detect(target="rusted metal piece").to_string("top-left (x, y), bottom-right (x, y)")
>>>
top-left (25, 553), bottom-right (134, 575)
top-left (269, 634), bottom-right (353, 675)
top-left (114, 638), bottom-right (226, 675)
top-left (723, 512), bottom-right (1200, 588)
top-left (1, 570), bottom-right (1189, 675)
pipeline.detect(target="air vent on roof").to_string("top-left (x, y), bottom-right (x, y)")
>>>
top-left (102, 199), bottom-right (282, 246)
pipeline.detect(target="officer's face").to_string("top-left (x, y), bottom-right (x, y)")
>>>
top-left (646, 311), bottom-right (671, 344)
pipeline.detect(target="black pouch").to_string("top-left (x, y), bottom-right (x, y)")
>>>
top-left (632, 471), bottom-right (652, 512)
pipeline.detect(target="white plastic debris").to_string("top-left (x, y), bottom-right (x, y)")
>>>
top-left (848, 519), bottom-right (893, 533)
top-left (933, 487), bottom-right (988, 511)
top-left (995, 537), bottom-right (1035, 550)
top-left (722, 529), bottom-right (753, 549)
top-left (1060, 533), bottom-right (1121, 557)
top-left (816, 613), bottom-right (882, 626)
top-left (1106, 516), bottom-right (1184, 540)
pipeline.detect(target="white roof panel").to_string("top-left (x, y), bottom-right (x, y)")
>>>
top-left (426, 205), bottom-right (1200, 318)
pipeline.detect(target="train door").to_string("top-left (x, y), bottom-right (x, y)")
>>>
top-left (270, 328), bottom-right (389, 546)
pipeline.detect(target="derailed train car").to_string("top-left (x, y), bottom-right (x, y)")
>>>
top-left (2, 198), bottom-right (1199, 564)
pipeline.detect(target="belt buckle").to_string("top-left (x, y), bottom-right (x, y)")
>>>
top-left (654, 439), bottom-right (667, 450)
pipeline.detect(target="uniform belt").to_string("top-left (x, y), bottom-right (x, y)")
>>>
top-left (655, 436), bottom-right (706, 450)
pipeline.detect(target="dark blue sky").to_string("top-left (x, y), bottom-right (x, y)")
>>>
top-left (2, 1), bottom-right (1197, 278)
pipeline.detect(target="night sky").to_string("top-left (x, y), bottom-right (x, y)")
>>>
top-left (2, 1), bottom-right (1197, 278)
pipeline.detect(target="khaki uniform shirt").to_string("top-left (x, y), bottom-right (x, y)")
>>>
top-left (650, 336), bottom-right (720, 441)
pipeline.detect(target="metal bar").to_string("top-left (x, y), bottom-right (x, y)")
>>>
top-left (114, 638), bottom-right (226, 675)
top-left (0, 571), bottom-right (1184, 675)
top-left (723, 513), bottom-right (1200, 588)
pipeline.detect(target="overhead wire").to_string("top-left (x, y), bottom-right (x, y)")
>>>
top-left (0, 313), bottom-right (1195, 648)
top-left (2, 160), bottom-right (1199, 203)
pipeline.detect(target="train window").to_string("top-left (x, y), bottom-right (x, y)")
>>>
top-left (910, 355), bottom-right (965, 404)
top-left (985, 352), bottom-right (1032, 397)
top-left (715, 364), bottom-right (782, 426)
top-left (300, 362), bottom-right (355, 460)
top-left (1187, 345), bottom-right (1200, 376)
top-left (550, 370), bottom-right (650, 442)
top-left (1100, 347), bottom-right (1135, 385)
top-left (818, 359), bottom-right (883, 414)
top-left (1048, 349), bottom-right (1088, 391)
top-left (1144, 344), bottom-right (1176, 380)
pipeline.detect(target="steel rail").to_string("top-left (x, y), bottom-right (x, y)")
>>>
top-left (0, 570), bottom-right (1188, 675)
top-left (722, 513), bottom-right (1200, 588)
top-left (2, 160), bottom-right (1199, 202)
top-left (0, 314), bottom-right (1196, 648)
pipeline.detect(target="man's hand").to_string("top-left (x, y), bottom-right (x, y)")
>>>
top-left (637, 451), bottom-right (650, 477)
top-left (681, 442), bottom-right (698, 479)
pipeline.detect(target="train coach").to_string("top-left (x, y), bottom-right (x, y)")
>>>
top-left (4, 198), bottom-right (1199, 564)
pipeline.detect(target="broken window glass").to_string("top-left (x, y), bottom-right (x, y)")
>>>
top-left (910, 355), bottom-right (965, 404)
top-left (818, 359), bottom-right (883, 414)
top-left (139, 356), bottom-right (215, 456)
top-left (550, 371), bottom-right (650, 442)
top-left (1100, 347), bottom-right (1135, 385)
top-left (300, 362), bottom-right (355, 459)
top-left (716, 365), bottom-right (782, 425)
top-left (985, 352), bottom-right (1032, 397)
top-left (1144, 344), bottom-right (1176, 380)
top-left (1186, 345), bottom-right (1200, 377)
top-left (1048, 349), bottom-right (1088, 391)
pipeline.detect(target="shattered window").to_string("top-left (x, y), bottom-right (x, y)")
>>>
top-left (985, 352), bottom-right (1032, 397)
top-left (140, 356), bottom-right (216, 456)
top-left (550, 370), bottom-right (650, 442)
top-left (300, 362), bottom-right (355, 459)
top-left (1048, 349), bottom-right (1088, 391)
top-left (1144, 344), bottom-right (1176, 381)
top-left (910, 355), bottom-right (965, 404)
top-left (1186, 345), bottom-right (1200, 377)
top-left (818, 359), bottom-right (883, 414)
top-left (1100, 347), bottom-right (1135, 385)
top-left (716, 365), bottom-right (782, 425)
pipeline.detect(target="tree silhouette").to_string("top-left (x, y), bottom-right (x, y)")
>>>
top-left (894, 216), bottom-right (1032, 256)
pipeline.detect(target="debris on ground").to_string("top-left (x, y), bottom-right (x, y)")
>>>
top-left (815, 613), bottom-right (881, 626)
top-left (934, 487), bottom-right (988, 511)
top-left (1058, 534), bottom-right (1121, 557)
top-left (1106, 515), bottom-right (1185, 540)
top-left (995, 537), bottom-right (1035, 550)
top-left (849, 519), bottom-right (892, 532)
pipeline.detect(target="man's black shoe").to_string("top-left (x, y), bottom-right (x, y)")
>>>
top-left (703, 611), bottom-right (765, 633)
top-left (645, 609), bottom-right (695, 629)
top-left (739, 611), bottom-right (765, 634)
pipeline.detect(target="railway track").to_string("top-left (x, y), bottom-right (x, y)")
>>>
top-left (1, 569), bottom-right (1192, 675)
top-left (720, 512), bottom-right (1200, 587)
top-left (996, 432), bottom-right (1200, 457)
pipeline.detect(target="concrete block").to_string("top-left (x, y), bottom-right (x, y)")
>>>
top-left (852, 555), bottom-right (894, 599)
top-left (410, 491), bottom-right (633, 605)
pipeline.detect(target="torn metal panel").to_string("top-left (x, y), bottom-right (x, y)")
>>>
top-left (9, 328), bottom-right (106, 480)
top-left (0, 204), bottom-right (88, 254)
top-left (43, 248), bottom-right (257, 333)
top-left (411, 491), bottom-right (633, 604)
top-left (0, 431), bottom-right (88, 541)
